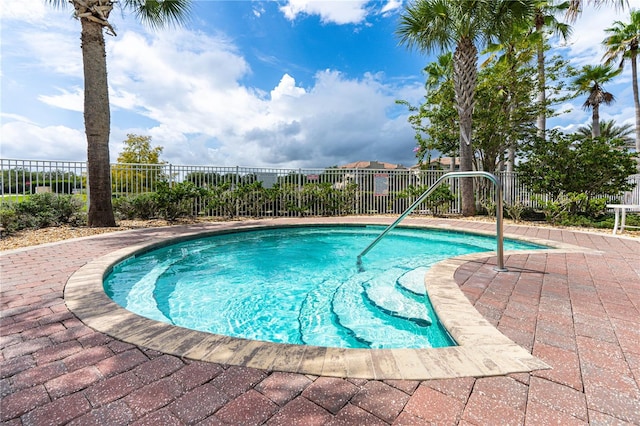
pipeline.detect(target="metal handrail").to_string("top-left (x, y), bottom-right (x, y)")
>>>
top-left (357, 171), bottom-right (507, 272)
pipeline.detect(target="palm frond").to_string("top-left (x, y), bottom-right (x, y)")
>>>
top-left (123, 0), bottom-right (192, 30)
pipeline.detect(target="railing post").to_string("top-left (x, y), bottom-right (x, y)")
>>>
top-left (357, 171), bottom-right (506, 272)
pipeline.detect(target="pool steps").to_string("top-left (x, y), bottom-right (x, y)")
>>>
top-left (328, 268), bottom-right (441, 349)
top-left (396, 267), bottom-right (429, 295)
top-left (363, 278), bottom-right (432, 327)
top-left (297, 278), bottom-right (355, 348)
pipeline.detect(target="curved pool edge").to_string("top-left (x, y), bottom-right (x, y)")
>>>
top-left (64, 217), bottom-right (592, 380)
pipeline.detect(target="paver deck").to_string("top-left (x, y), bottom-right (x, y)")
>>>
top-left (1, 217), bottom-right (639, 425)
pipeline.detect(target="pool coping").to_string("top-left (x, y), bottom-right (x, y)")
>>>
top-left (64, 217), bottom-right (593, 380)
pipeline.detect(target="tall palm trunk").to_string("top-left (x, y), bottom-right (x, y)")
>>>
top-left (453, 37), bottom-right (477, 216)
top-left (81, 18), bottom-right (115, 227)
top-left (536, 44), bottom-right (546, 139)
top-left (592, 104), bottom-right (601, 138)
top-left (631, 48), bottom-right (640, 161)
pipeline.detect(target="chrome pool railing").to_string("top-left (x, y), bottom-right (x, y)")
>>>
top-left (357, 171), bottom-right (507, 272)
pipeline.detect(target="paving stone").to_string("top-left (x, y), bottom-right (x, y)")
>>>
top-left (580, 362), bottom-right (639, 401)
top-left (168, 383), bottom-right (228, 423)
top-left (85, 371), bottom-right (143, 407)
top-left (77, 330), bottom-right (113, 348)
top-left (45, 366), bottom-right (103, 399)
top-left (133, 354), bottom-right (185, 384)
top-left (535, 327), bottom-right (578, 352)
top-left (255, 371), bottom-right (313, 406)
top-left (67, 400), bottom-right (135, 426)
top-left (576, 335), bottom-right (630, 374)
top-left (50, 324), bottom-right (93, 344)
top-left (266, 397), bottom-right (332, 426)
top-left (130, 408), bottom-right (183, 426)
top-left (96, 349), bottom-right (149, 377)
top-left (524, 400), bottom-right (587, 426)
top-left (0, 376), bottom-right (12, 398)
top-left (107, 340), bottom-right (137, 354)
top-left (0, 385), bottom-right (50, 422)
top-left (351, 381), bottom-right (409, 423)
top-left (11, 360), bottom-right (67, 391)
top-left (383, 379), bottom-right (420, 395)
top-left (124, 377), bottom-right (183, 418)
top-left (423, 377), bottom-right (475, 401)
top-left (0, 354), bottom-right (36, 378)
top-left (528, 376), bottom-right (587, 421)
top-left (587, 408), bottom-right (637, 425)
top-left (215, 389), bottom-right (278, 425)
top-left (2, 337), bottom-right (52, 359)
top-left (403, 385), bottom-right (464, 424)
top-left (38, 311), bottom-right (75, 326)
top-left (462, 391), bottom-right (525, 426)
top-left (473, 376), bottom-right (528, 412)
top-left (302, 377), bottom-right (358, 414)
top-left (325, 403), bottom-right (388, 426)
top-left (21, 392), bottom-right (91, 426)
top-left (63, 345), bottom-right (114, 371)
top-left (170, 360), bottom-right (224, 392)
top-left (532, 342), bottom-right (583, 391)
top-left (210, 365), bottom-right (268, 401)
top-left (584, 381), bottom-right (640, 424)
top-left (20, 322), bottom-right (66, 339)
top-left (12, 307), bottom-right (52, 323)
top-left (33, 339), bottom-right (83, 364)
top-left (195, 414), bottom-right (226, 426)
top-left (391, 411), bottom-right (429, 425)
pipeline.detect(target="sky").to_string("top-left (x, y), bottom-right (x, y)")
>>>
top-left (0, 0), bottom-right (638, 169)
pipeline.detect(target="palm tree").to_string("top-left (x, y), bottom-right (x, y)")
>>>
top-left (603, 9), bottom-right (640, 158)
top-left (566, 0), bottom-right (628, 21)
top-left (424, 52), bottom-right (453, 91)
top-left (576, 119), bottom-right (635, 147)
top-left (397, 0), bottom-right (534, 216)
top-left (532, 1), bottom-right (572, 139)
top-left (46, 0), bottom-right (192, 227)
top-left (572, 64), bottom-right (622, 137)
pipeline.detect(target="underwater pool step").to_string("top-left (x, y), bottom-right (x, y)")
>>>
top-left (298, 278), bottom-right (366, 348)
top-left (126, 259), bottom-right (174, 324)
top-left (396, 267), bottom-right (429, 295)
top-left (331, 272), bottom-right (433, 349)
top-left (364, 278), bottom-right (432, 327)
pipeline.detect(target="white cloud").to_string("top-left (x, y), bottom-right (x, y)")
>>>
top-left (279, 0), bottom-right (370, 24)
top-left (1, 3), bottom-right (421, 168)
top-left (271, 74), bottom-right (306, 101)
top-left (556, 6), bottom-right (629, 66)
top-left (380, 0), bottom-right (403, 15)
top-left (38, 87), bottom-right (84, 112)
top-left (0, 120), bottom-right (85, 160)
top-left (0, 0), bottom-right (48, 23)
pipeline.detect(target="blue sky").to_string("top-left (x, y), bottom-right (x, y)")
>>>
top-left (0, 0), bottom-right (637, 168)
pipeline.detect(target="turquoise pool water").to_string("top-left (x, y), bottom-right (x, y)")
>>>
top-left (104, 225), bottom-right (542, 349)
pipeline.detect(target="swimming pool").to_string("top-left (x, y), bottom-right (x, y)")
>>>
top-left (104, 225), bottom-right (542, 349)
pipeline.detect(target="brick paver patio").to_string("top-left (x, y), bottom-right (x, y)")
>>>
top-left (1, 218), bottom-right (639, 425)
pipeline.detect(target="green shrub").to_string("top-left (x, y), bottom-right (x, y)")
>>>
top-left (113, 193), bottom-right (158, 220)
top-left (535, 195), bottom-right (570, 225)
top-left (395, 184), bottom-right (455, 216)
top-left (1, 193), bottom-right (86, 233)
top-left (153, 181), bottom-right (207, 221)
top-left (505, 202), bottom-right (526, 222)
top-left (0, 207), bottom-right (19, 233)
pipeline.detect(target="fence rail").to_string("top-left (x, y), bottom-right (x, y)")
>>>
top-left (2, 158), bottom-right (639, 217)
